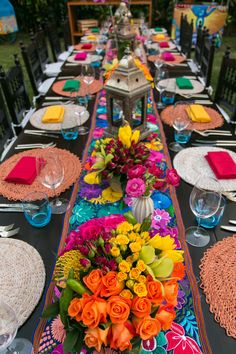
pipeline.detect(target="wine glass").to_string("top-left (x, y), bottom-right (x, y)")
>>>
top-left (169, 116), bottom-right (191, 152)
top-left (81, 65), bottom-right (95, 100)
top-left (95, 40), bottom-right (103, 56)
top-left (186, 180), bottom-right (222, 247)
top-left (155, 69), bottom-right (169, 109)
top-left (0, 299), bottom-right (32, 353)
top-left (154, 44), bottom-right (163, 70)
top-left (37, 153), bottom-right (69, 214)
top-left (75, 95), bottom-right (89, 135)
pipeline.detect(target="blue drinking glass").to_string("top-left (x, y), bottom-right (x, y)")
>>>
top-left (174, 129), bottom-right (192, 144)
top-left (61, 116), bottom-right (79, 140)
top-left (196, 196), bottom-right (226, 229)
top-left (23, 192), bottom-right (52, 228)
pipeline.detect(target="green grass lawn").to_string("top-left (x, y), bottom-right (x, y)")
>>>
top-left (0, 32), bottom-right (235, 102)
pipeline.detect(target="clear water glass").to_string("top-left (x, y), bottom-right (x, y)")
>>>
top-left (169, 116), bottom-right (190, 152)
top-left (96, 40), bottom-right (103, 55)
top-left (81, 65), bottom-right (95, 98)
top-left (75, 95), bottom-right (89, 135)
top-left (23, 192), bottom-right (52, 228)
top-left (156, 69), bottom-right (169, 109)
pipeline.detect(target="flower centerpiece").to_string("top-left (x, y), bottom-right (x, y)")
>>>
top-left (44, 213), bottom-right (185, 354)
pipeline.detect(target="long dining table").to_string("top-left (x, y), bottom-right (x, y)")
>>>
top-left (1, 37), bottom-right (235, 354)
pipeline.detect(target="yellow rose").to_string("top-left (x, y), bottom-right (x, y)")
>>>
top-left (116, 234), bottom-right (129, 245)
top-left (129, 268), bottom-right (140, 280)
top-left (117, 272), bottom-right (128, 282)
top-left (126, 256), bottom-right (134, 264)
top-left (129, 242), bottom-right (141, 253)
top-left (137, 260), bottom-right (146, 272)
top-left (133, 224), bottom-right (141, 232)
top-left (128, 232), bottom-right (138, 242)
top-left (132, 252), bottom-right (140, 261)
top-left (119, 260), bottom-right (131, 273)
top-left (138, 275), bottom-right (147, 283)
top-left (126, 279), bottom-right (135, 289)
top-left (111, 246), bottom-right (120, 257)
top-left (133, 282), bottom-right (148, 297)
top-left (116, 222), bottom-right (133, 234)
top-left (141, 232), bottom-right (150, 241)
top-left (120, 289), bottom-right (133, 300)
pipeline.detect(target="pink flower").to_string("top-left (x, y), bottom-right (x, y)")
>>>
top-left (147, 113), bottom-right (157, 123)
top-left (102, 214), bottom-right (126, 232)
top-left (152, 208), bottom-right (171, 228)
top-left (166, 169), bottom-right (180, 187)
top-left (148, 165), bottom-right (163, 177)
top-left (79, 223), bottom-right (104, 241)
top-left (80, 258), bottom-right (91, 268)
top-left (148, 150), bottom-right (164, 163)
top-left (93, 127), bottom-right (104, 139)
top-left (52, 344), bottom-right (69, 354)
top-left (166, 322), bottom-right (202, 354)
top-left (126, 178), bottom-right (146, 197)
top-left (128, 164), bottom-right (146, 179)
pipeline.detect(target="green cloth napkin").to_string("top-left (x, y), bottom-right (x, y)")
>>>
top-left (91, 27), bottom-right (99, 33)
top-left (155, 27), bottom-right (162, 32)
top-left (63, 80), bottom-right (80, 92)
top-left (176, 77), bottom-right (193, 89)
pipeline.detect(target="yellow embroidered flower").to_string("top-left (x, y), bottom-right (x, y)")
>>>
top-left (116, 222), bottom-right (133, 234)
top-left (102, 187), bottom-right (123, 202)
top-left (119, 260), bottom-right (131, 273)
top-left (137, 260), bottom-right (146, 272)
top-left (148, 234), bottom-right (175, 251)
top-left (116, 234), bottom-right (129, 245)
top-left (84, 172), bottom-right (101, 185)
top-left (133, 282), bottom-right (148, 297)
top-left (129, 242), bottom-right (142, 253)
top-left (129, 267), bottom-right (141, 280)
top-left (120, 289), bottom-right (133, 300)
top-left (117, 272), bottom-right (128, 282)
top-left (138, 275), bottom-right (147, 283)
top-left (133, 224), bottom-right (141, 232)
top-left (126, 279), bottom-right (135, 290)
top-left (111, 246), bottom-right (120, 257)
top-left (160, 250), bottom-right (184, 263)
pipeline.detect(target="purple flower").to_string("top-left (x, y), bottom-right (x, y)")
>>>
top-left (126, 178), bottom-right (146, 197)
top-left (80, 182), bottom-right (102, 199)
top-left (152, 209), bottom-right (171, 228)
top-left (176, 289), bottom-right (186, 310)
top-left (52, 344), bottom-right (69, 354)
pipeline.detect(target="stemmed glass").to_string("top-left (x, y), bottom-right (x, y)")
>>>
top-left (154, 44), bottom-right (163, 71)
top-left (169, 116), bottom-right (190, 152)
top-left (81, 65), bottom-right (95, 100)
top-left (75, 95), bottom-right (89, 135)
top-left (155, 68), bottom-right (169, 109)
top-left (0, 299), bottom-right (32, 353)
top-left (186, 180), bottom-right (222, 247)
top-left (95, 40), bottom-right (103, 56)
top-left (37, 152), bottom-right (69, 214)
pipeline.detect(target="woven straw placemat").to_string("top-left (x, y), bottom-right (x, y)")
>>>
top-left (52, 78), bottom-right (103, 98)
top-left (148, 54), bottom-right (186, 64)
top-left (30, 104), bottom-right (89, 131)
top-left (200, 235), bottom-right (236, 338)
top-left (66, 54), bottom-right (102, 64)
top-left (0, 147), bottom-right (82, 201)
top-left (161, 104), bottom-right (224, 130)
top-left (0, 238), bottom-right (45, 326)
top-left (173, 146), bottom-right (236, 192)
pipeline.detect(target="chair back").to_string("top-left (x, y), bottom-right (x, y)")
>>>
top-left (62, 18), bottom-right (72, 51)
top-left (20, 40), bottom-right (44, 95)
top-left (180, 14), bottom-right (193, 58)
top-left (47, 23), bottom-right (61, 62)
top-left (31, 29), bottom-right (50, 71)
top-left (0, 55), bottom-right (31, 133)
top-left (199, 35), bottom-right (215, 87)
top-left (215, 47), bottom-right (236, 120)
top-left (0, 86), bottom-right (15, 157)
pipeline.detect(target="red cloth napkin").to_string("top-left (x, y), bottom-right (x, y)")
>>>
top-left (82, 44), bottom-right (92, 50)
top-left (5, 156), bottom-right (43, 185)
top-left (205, 151), bottom-right (236, 179)
top-left (75, 52), bottom-right (87, 61)
top-left (159, 42), bottom-right (169, 48)
top-left (161, 52), bottom-right (175, 61)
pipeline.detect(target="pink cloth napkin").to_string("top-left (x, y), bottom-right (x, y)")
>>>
top-left (75, 52), bottom-right (87, 61)
top-left (4, 157), bottom-right (44, 185)
top-left (81, 44), bottom-right (92, 50)
top-left (161, 52), bottom-right (175, 61)
top-left (159, 42), bottom-right (169, 48)
top-left (205, 151), bottom-right (236, 179)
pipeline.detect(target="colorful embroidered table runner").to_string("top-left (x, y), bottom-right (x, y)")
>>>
top-left (33, 46), bottom-right (211, 354)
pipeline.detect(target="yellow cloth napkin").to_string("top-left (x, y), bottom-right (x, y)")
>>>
top-left (87, 35), bottom-right (97, 40)
top-left (154, 34), bottom-right (165, 40)
top-left (42, 105), bottom-right (65, 123)
top-left (187, 104), bottom-right (211, 123)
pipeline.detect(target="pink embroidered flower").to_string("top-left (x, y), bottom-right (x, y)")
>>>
top-left (166, 322), bottom-right (202, 354)
top-left (128, 164), bottom-right (146, 179)
top-left (93, 127), bottom-right (105, 139)
top-left (147, 113), bottom-right (157, 123)
top-left (166, 169), bottom-right (180, 187)
top-left (126, 178), bottom-right (146, 197)
top-left (152, 208), bottom-right (171, 228)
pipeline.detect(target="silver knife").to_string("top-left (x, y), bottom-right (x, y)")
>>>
top-left (229, 220), bottom-right (236, 225)
top-left (220, 225), bottom-right (236, 232)
top-left (0, 203), bottom-right (38, 210)
top-left (45, 97), bottom-right (69, 101)
top-left (24, 132), bottom-right (60, 139)
top-left (196, 139), bottom-right (236, 144)
top-left (192, 143), bottom-right (236, 147)
top-left (0, 207), bottom-right (24, 212)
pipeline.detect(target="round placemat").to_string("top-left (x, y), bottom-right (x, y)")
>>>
top-left (160, 104), bottom-right (224, 130)
top-left (199, 235), bottom-right (236, 338)
top-left (0, 238), bottom-right (45, 326)
top-left (30, 104), bottom-right (89, 131)
top-left (173, 146), bottom-right (236, 192)
top-left (74, 43), bottom-right (97, 52)
top-left (148, 54), bottom-right (186, 64)
top-left (152, 35), bottom-right (170, 42)
top-left (52, 78), bottom-right (103, 98)
top-left (66, 54), bottom-right (102, 64)
top-left (158, 78), bottom-right (205, 95)
top-left (0, 147), bottom-right (82, 201)
top-left (149, 42), bottom-right (176, 51)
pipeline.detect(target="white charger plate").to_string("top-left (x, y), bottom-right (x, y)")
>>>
top-left (67, 54), bottom-right (102, 64)
top-left (158, 78), bottom-right (205, 95)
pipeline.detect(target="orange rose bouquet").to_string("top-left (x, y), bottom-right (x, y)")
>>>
top-left (43, 213), bottom-right (185, 353)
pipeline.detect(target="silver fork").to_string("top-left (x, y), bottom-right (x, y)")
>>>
top-left (0, 224), bottom-right (15, 232)
top-left (222, 192), bottom-right (236, 202)
top-left (15, 142), bottom-right (56, 150)
top-left (193, 129), bottom-right (232, 137)
top-left (0, 227), bottom-right (20, 238)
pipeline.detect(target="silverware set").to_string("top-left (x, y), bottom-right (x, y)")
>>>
top-left (192, 139), bottom-right (236, 147)
top-left (193, 129), bottom-right (232, 137)
top-left (221, 219), bottom-right (236, 232)
top-left (15, 142), bottom-right (56, 150)
top-left (0, 224), bottom-right (20, 237)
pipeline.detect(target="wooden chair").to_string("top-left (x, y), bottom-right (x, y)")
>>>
top-left (179, 14), bottom-right (193, 58)
top-left (199, 35), bottom-right (215, 87)
top-left (47, 22), bottom-right (72, 62)
top-left (0, 55), bottom-right (32, 134)
top-left (62, 18), bottom-right (72, 52)
top-left (195, 22), bottom-right (204, 68)
top-left (0, 86), bottom-right (17, 161)
top-left (215, 47), bottom-right (236, 122)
